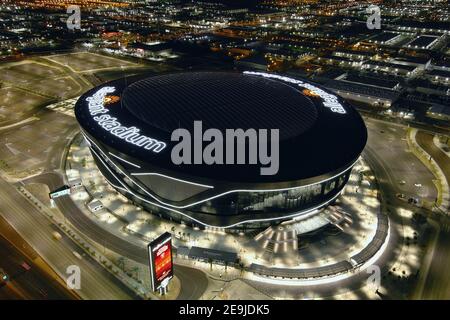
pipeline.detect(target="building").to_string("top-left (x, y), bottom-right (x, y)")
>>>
top-left (317, 54), bottom-right (363, 68)
top-left (367, 32), bottom-right (402, 45)
top-left (390, 56), bottom-right (431, 70)
top-left (426, 69), bottom-right (450, 85)
top-left (185, 246), bottom-right (238, 265)
top-left (87, 200), bottom-right (104, 213)
top-left (426, 105), bottom-right (450, 122)
top-left (234, 54), bottom-right (268, 71)
top-left (361, 60), bottom-right (420, 78)
top-left (324, 79), bottom-right (400, 108)
top-left (406, 35), bottom-right (441, 50)
top-left (127, 42), bottom-right (175, 60)
top-left (332, 49), bottom-right (374, 61)
top-left (390, 20), bottom-right (450, 35)
top-left (68, 178), bottom-right (83, 188)
top-left (75, 71), bottom-right (367, 232)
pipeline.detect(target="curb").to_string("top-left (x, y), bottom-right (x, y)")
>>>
top-left (407, 128), bottom-right (450, 213)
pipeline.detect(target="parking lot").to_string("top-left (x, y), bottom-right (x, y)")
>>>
top-left (46, 52), bottom-right (137, 72)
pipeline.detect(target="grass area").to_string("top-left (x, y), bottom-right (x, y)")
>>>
top-left (24, 183), bottom-right (52, 207)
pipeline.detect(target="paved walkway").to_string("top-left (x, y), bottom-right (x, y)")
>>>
top-left (412, 129), bottom-right (450, 212)
top-left (433, 135), bottom-right (450, 158)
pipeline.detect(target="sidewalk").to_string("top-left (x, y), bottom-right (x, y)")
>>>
top-left (433, 135), bottom-right (450, 158)
top-left (407, 128), bottom-right (450, 213)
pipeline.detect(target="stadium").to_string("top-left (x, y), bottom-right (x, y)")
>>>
top-left (75, 71), bottom-right (367, 231)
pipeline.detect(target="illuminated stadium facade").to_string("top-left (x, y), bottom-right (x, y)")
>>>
top-left (75, 71), bottom-right (367, 231)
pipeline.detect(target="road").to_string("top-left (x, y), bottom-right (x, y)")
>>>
top-left (0, 232), bottom-right (75, 300)
top-left (364, 120), bottom-right (450, 300)
top-left (416, 130), bottom-right (450, 191)
top-left (414, 130), bottom-right (450, 299)
top-left (25, 172), bottom-right (209, 300)
top-left (365, 118), bottom-right (437, 202)
top-left (375, 126), bottom-right (450, 299)
top-left (0, 177), bottom-right (136, 300)
top-left (419, 217), bottom-right (450, 299)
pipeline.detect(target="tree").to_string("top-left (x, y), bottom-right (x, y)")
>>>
top-left (238, 262), bottom-right (245, 276)
top-left (208, 258), bottom-right (213, 271)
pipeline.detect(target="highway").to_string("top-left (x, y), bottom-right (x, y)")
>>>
top-left (0, 232), bottom-right (75, 300)
top-left (0, 177), bottom-right (136, 300)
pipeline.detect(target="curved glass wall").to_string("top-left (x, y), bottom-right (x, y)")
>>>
top-left (90, 141), bottom-right (351, 230)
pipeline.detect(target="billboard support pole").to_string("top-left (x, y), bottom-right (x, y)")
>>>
top-left (159, 285), bottom-right (167, 296)
top-left (159, 277), bottom-right (169, 295)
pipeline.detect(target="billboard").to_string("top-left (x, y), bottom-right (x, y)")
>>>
top-left (148, 232), bottom-right (173, 292)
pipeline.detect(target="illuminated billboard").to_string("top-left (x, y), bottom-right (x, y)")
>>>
top-left (148, 232), bottom-right (173, 292)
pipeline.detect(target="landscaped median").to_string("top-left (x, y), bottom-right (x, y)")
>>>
top-left (406, 128), bottom-right (450, 213)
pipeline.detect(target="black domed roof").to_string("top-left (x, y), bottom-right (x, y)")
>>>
top-left (75, 71), bottom-right (367, 185)
top-left (122, 72), bottom-right (318, 141)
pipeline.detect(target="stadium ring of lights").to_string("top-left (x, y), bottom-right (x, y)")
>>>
top-left (75, 71), bottom-right (367, 231)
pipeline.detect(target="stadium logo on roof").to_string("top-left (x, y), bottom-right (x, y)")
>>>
top-left (104, 95), bottom-right (120, 105)
top-left (85, 86), bottom-right (166, 153)
top-left (243, 71), bottom-right (347, 114)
